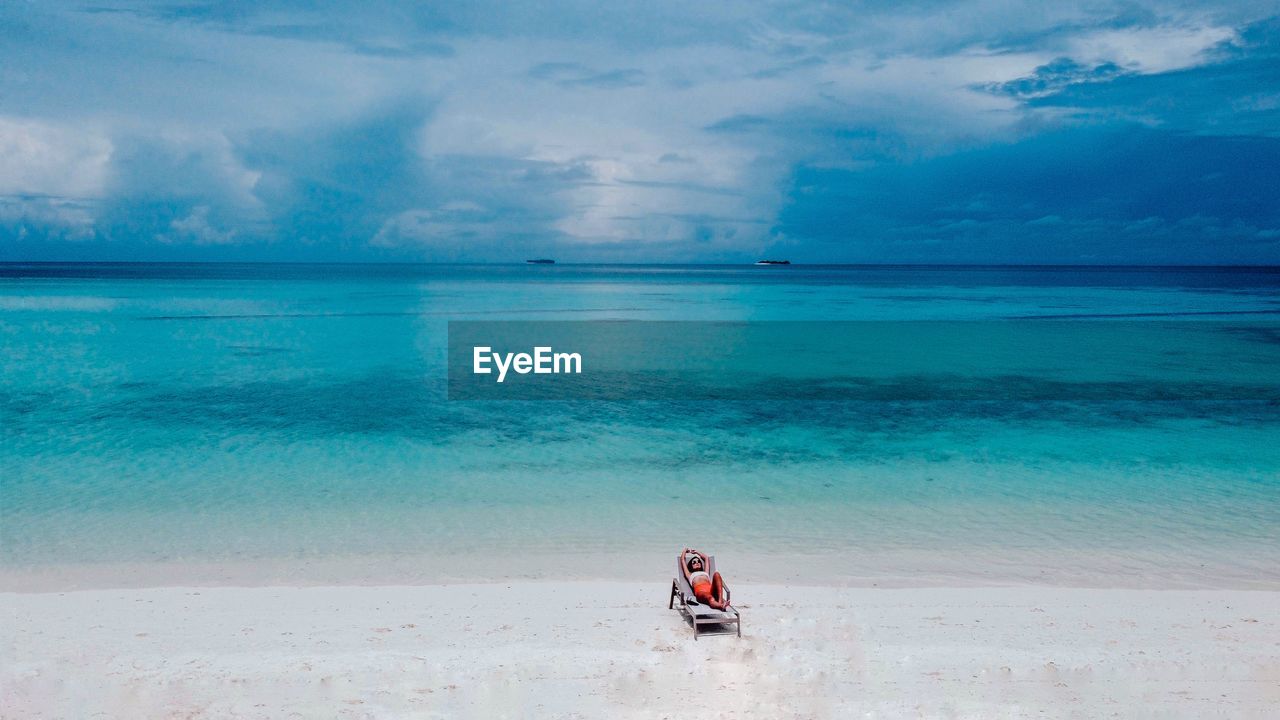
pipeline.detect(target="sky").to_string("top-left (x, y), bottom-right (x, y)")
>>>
top-left (1, 1), bottom-right (1278, 264)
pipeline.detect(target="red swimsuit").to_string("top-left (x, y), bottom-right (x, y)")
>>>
top-left (691, 571), bottom-right (726, 608)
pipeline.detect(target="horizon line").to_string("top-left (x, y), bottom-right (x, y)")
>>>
top-left (2, 261), bottom-right (1279, 270)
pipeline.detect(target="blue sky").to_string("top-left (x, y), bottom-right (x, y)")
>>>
top-left (2, 1), bottom-right (1278, 263)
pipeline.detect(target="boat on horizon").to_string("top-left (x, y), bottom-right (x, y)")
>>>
top-left (526, 258), bottom-right (556, 264)
top-left (754, 259), bottom-right (790, 265)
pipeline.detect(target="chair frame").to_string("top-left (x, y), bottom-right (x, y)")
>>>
top-left (668, 554), bottom-right (742, 639)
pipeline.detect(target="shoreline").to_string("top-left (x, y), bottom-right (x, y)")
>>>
top-left (5, 551), bottom-right (1280, 593)
top-left (4, 582), bottom-right (1278, 718)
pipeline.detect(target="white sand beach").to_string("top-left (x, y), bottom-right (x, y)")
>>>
top-left (4, 583), bottom-right (1278, 719)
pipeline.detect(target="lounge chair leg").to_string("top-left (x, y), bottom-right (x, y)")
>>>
top-left (668, 581), bottom-right (676, 610)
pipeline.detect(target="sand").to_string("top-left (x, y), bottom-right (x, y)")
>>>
top-left (3, 582), bottom-right (1278, 719)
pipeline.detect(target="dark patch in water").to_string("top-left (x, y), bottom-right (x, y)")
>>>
top-left (1011, 309), bottom-right (1280, 320)
top-left (869, 294), bottom-right (1012, 305)
top-left (0, 390), bottom-right (57, 419)
top-left (5, 373), bottom-right (1279, 467)
top-left (1217, 325), bottom-right (1280, 346)
top-left (456, 368), bottom-right (1280, 403)
top-left (137, 307), bottom-right (655, 321)
top-left (227, 344), bottom-right (295, 357)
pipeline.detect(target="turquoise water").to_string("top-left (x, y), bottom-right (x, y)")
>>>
top-left (2, 264), bottom-right (1278, 588)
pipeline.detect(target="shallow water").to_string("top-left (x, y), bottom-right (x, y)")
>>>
top-left (2, 264), bottom-right (1278, 588)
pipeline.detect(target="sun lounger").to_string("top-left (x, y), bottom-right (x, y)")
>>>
top-left (668, 554), bottom-right (741, 638)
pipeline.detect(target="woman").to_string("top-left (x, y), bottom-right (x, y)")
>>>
top-left (681, 547), bottom-right (729, 610)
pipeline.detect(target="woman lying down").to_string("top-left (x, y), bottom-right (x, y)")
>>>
top-left (681, 547), bottom-right (730, 610)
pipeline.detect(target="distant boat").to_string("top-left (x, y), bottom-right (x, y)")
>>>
top-left (526, 258), bottom-right (556, 264)
top-left (754, 259), bottom-right (790, 265)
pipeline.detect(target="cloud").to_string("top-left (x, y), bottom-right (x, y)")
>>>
top-left (161, 205), bottom-right (238, 245)
top-left (1020, 17), bottom-right (1280, 135)
top-left (529, 62), bottom-right (646, 89)
top-left (985, 58), bottom-right (1128, 99)
top-left (1053, 23), bottom-right (1238, 75)
top-left (371, 201), bottom-right (541, 258)
top-left (0, 117), bottom-right (112, 198)
top-left (2, 2), bottom-right (1279, 262)
top-left (0, 196), bottom-right (98, 242)
top-left (776, 126), bottom-right (1280, 263)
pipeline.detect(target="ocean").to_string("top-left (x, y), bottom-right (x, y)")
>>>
top-left (2, 263), bottom-right (1278, 589)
